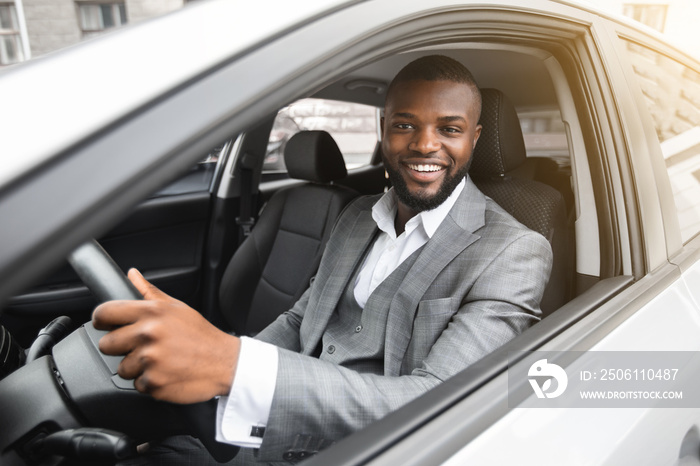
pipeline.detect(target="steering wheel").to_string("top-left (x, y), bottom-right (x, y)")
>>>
top-left (0, 240), bottom-right (239, 464)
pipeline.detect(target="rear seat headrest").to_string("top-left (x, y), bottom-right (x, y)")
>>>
top-left (470, 88), bottom-right (527, 177)
top-left (284, 130), bottom-right (348, 183)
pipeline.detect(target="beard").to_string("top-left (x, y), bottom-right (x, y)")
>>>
top-left (385, 157), bottom-right (471, 212)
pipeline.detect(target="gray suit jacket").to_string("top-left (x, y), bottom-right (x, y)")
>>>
top-left (252, 177), bottom-right (552, 462)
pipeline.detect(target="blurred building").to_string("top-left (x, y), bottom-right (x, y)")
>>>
top-left (583, 0), bottom-right (700, 58)
top-left (0, 0), bottom-right (186, 66)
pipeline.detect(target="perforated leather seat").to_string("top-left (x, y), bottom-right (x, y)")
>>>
top-left (470, 88), bottom-right (571, 315)
top-left (219, 130), bottom-right (358, 335)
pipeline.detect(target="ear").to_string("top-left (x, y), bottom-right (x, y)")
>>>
top-left (380, 116), bottom-right (385, 135)
top-left (472, 124), bottom-right (482, 150)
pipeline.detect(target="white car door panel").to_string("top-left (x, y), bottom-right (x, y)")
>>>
top-left (444, 263), bottom-right (700, 465)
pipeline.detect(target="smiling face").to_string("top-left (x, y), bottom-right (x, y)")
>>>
top-left (381, 79), bottom-right (482, 219)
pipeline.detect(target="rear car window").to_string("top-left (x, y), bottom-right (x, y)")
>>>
top-left (264, 98), bottom-right (379, 173)
top-left (518, 109), bottom-right (568, 157)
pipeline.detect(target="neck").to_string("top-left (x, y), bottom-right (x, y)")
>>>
top-left (394, 202), bottom-right (420, 236)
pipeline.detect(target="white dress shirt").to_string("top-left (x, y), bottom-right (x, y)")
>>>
top-left (216, 178), bottom-right (466, 447)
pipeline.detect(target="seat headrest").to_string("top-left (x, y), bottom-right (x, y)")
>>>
top-left (470, 88), bottom-right (527, 177)
top-left (284, 130), bottom-right (348, 182)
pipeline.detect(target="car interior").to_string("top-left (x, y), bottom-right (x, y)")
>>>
top-left (0, 39), bottom-right (622, 464)
top-left (1, 46), bottom-right (591, 342)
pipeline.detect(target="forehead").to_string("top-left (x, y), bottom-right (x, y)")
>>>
top-left (385, 79), bottom-right (477, 118)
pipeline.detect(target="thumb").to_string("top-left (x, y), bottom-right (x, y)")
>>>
top-left (128, 268), bottom-right (167, 301)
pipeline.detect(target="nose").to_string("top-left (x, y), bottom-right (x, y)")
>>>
top-left (409, 128), bottom-right (440, 154)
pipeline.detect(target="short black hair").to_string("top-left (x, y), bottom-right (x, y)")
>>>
top-left (386, 55), bottom-right (482, 120)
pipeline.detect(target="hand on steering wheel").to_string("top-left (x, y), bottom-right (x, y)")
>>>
top-left (93, 269), bottom-right (241, 404)
top-left (64, 239), bottom-right (240, 462)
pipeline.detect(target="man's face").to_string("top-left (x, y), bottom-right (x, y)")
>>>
top-left (381, 79), bottom-right (482, 213)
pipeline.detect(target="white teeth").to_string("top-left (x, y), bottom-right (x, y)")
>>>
top-left (408, 164), bottom-right (443, 172)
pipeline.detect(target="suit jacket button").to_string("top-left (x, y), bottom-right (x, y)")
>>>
top-left (283, 452), bottom-right (295, 461)
top-left (355, 325), bottom-right (362, 333)
top-left (327, 345), bottom-right (335, 354)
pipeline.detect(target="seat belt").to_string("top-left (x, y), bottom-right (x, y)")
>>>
top-left (236, 152), bottom-right (256, 246)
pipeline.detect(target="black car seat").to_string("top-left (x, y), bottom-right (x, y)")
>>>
top-left (219, 130), bottom-right (359, 335)
top-left (469, 88), bottom-right (571, 315)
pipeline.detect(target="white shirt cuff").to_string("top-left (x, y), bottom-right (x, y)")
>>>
top-left (215, 336), bottom-right (279, 448)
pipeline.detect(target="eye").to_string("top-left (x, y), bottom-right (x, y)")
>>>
top-left (441, 127), bottom-right (462, 134)
top-left (394, 123), bottom-right (414, 130)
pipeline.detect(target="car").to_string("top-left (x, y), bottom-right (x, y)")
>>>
top-left (1, 0), bottom-right (700, 464)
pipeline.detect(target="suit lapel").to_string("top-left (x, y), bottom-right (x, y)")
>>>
top-left (383, 178), bottom-right (487, 375)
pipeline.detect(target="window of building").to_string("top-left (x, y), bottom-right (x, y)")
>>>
top-left (0, 3), bottom-right (24, 66)
top-left (622, 39), bottom-right (700, 243)
top-left (77, 2), bottom-right (127, 38)
top-left (623, 3), bottom-right (668, 32)
top-left (264, 99), bottom-right (379, 173)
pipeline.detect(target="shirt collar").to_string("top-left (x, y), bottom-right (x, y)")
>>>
top-left (372, 177), bottom-right (466, 239)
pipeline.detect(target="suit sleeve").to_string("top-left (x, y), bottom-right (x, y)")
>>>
top-left (256, 230), bottom-right (553, 462)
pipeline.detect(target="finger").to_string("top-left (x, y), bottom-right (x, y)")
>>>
top-left (92, 300), bottom-right (147, 330)
top-left (128, 268), bottom-right (168, 301)
top-left (134, 372), bottom-right (151, 395)
top-left (133, 370), bottom-right (168, 399)
top-left (98, 322), bottom-right (146, 355)
top-left (117, 348), bottom-right (149, 380)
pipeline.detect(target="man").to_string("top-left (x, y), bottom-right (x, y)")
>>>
top-left (95, 55), bottom-right (553, 464)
